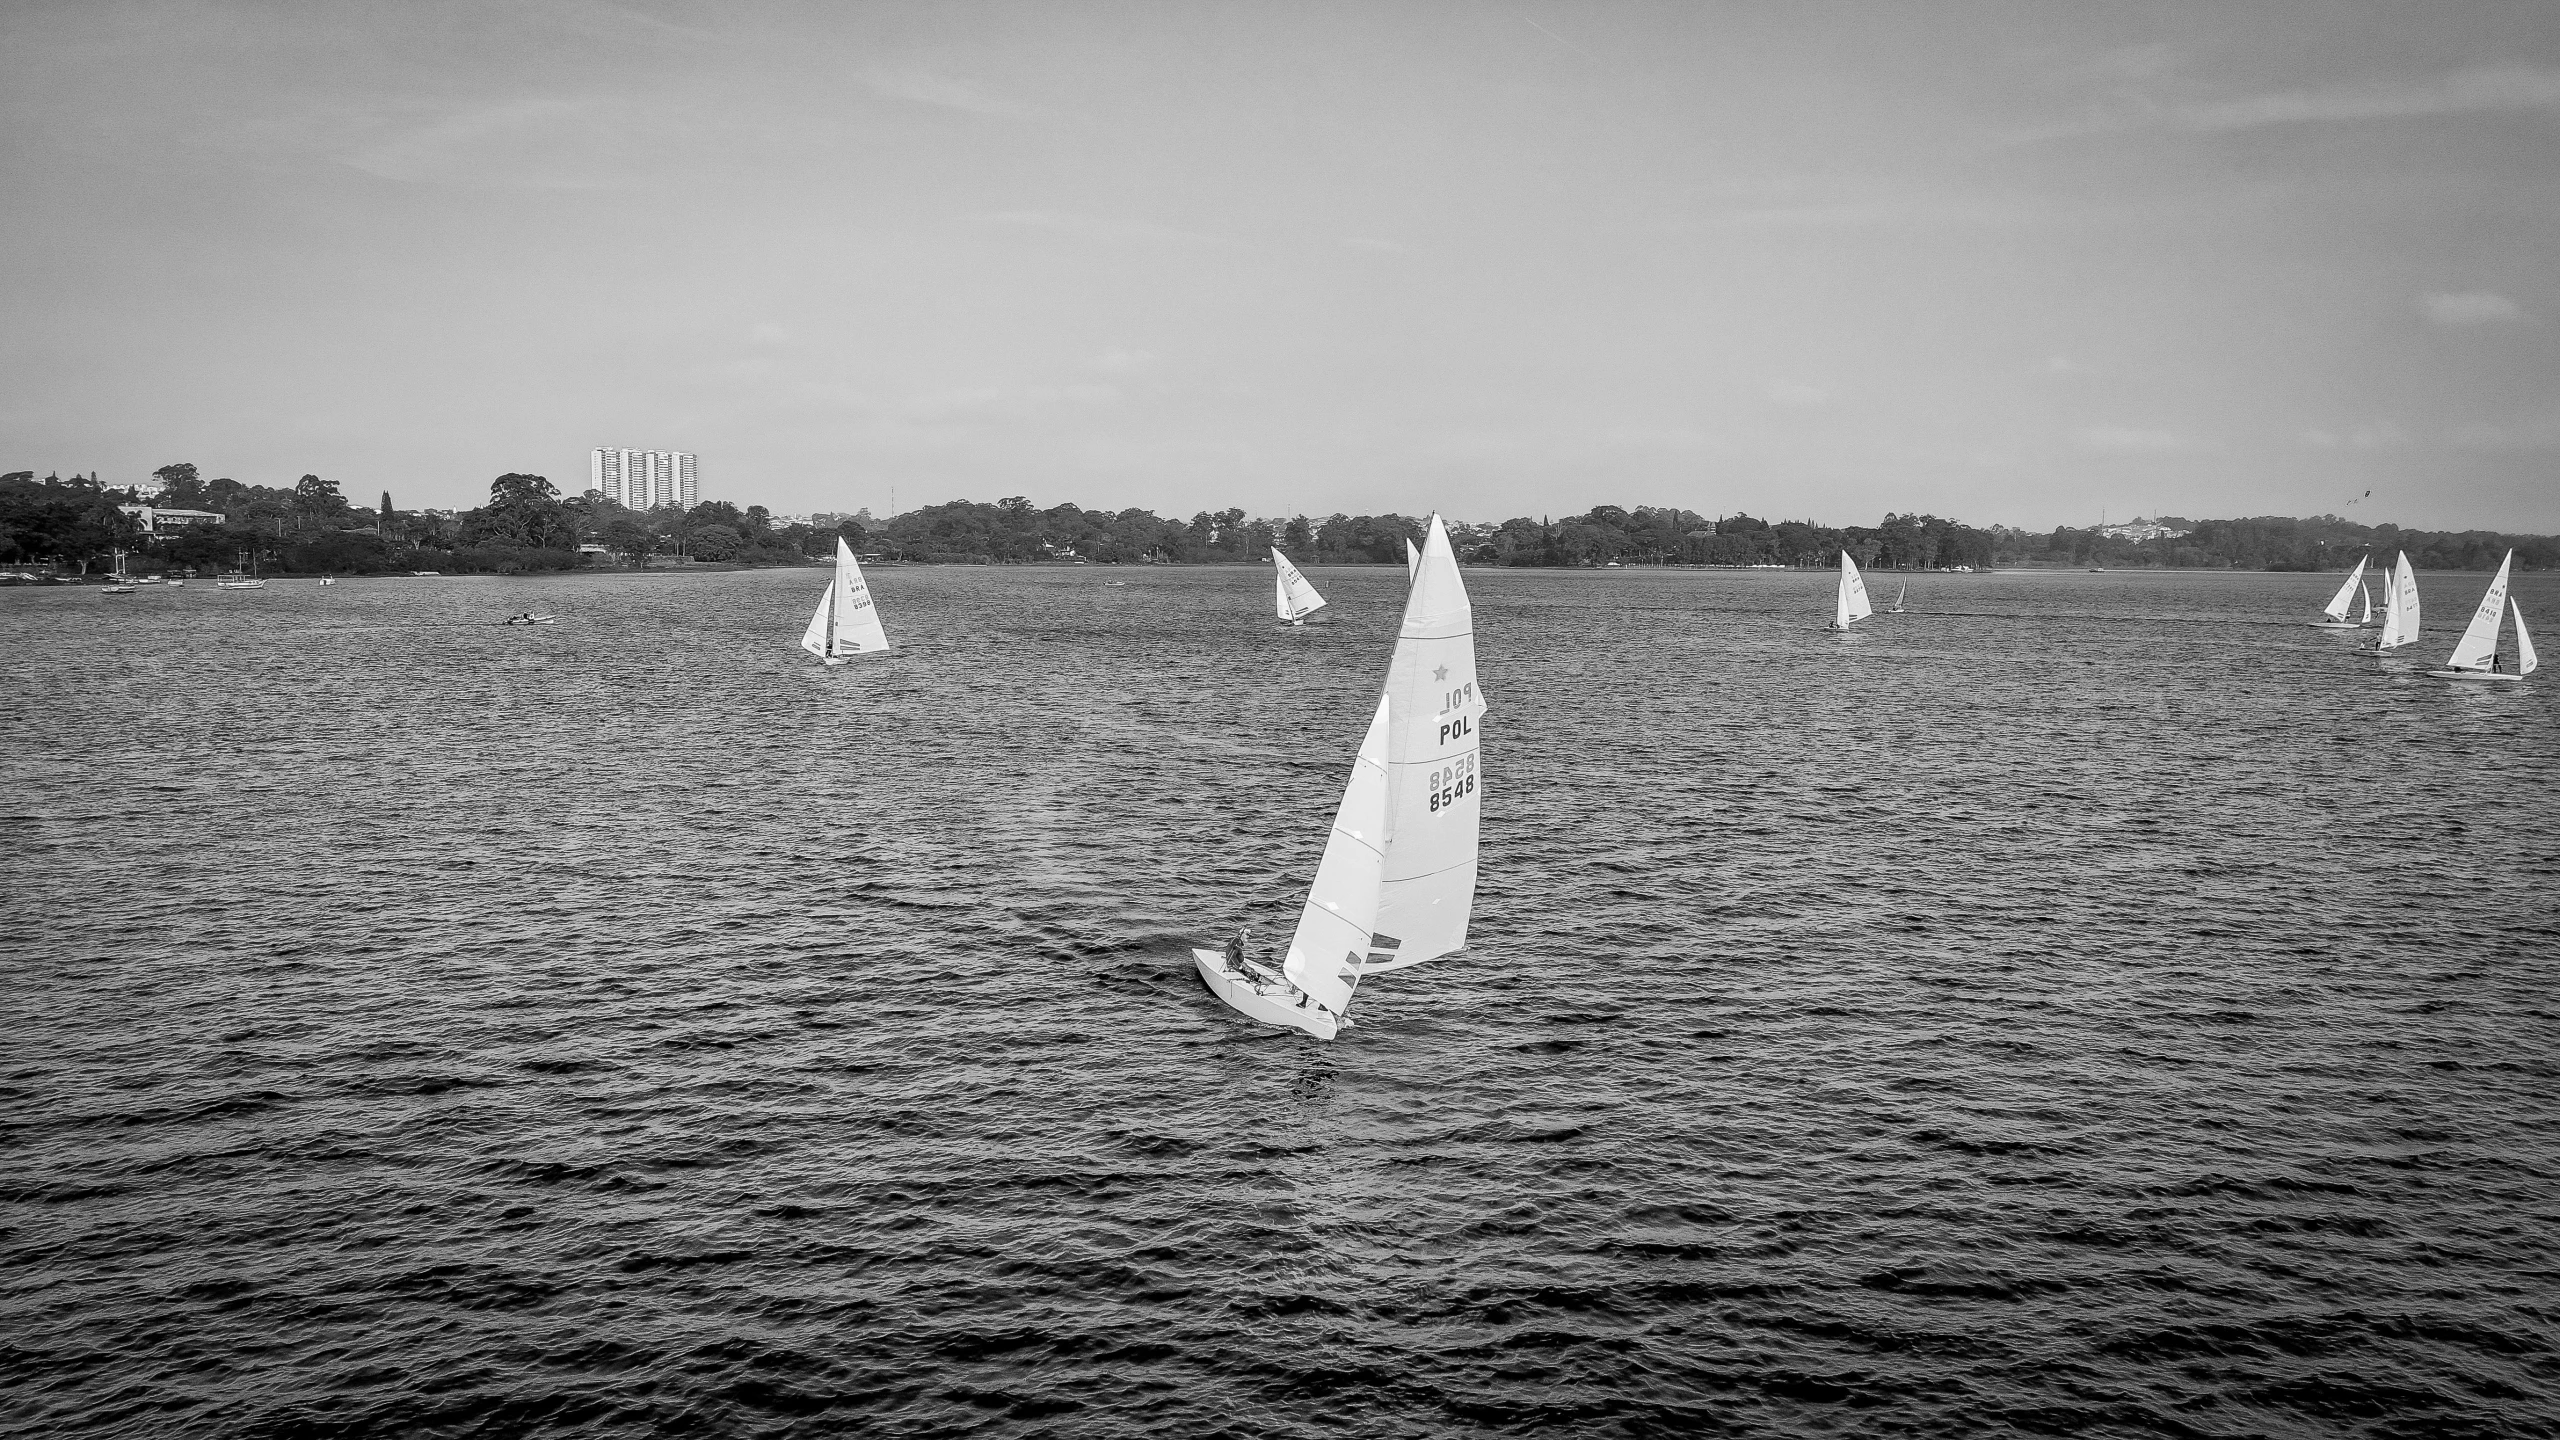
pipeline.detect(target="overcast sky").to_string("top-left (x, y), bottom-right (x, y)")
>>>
top-left (4, 1), bottom-right (2556, 529)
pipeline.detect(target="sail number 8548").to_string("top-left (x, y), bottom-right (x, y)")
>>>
top-left (1428, 755), bottom-right (1478, 813)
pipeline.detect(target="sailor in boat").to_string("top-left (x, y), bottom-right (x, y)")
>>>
top-left (1219, 928), bottom-right (1332, 1016)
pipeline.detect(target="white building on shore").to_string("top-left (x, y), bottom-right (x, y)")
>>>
top-left (116, 505), bottom-right (225, 534)
top-left (590, 448), bottom-right (698, 511)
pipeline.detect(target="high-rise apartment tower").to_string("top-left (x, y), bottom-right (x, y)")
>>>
top-left (590, 448), bottom-right (699, 510)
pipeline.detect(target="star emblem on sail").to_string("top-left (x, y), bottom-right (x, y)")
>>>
top-left (1277, 513), bottom-right (1489, 1020)
top-left (802, 538), bottom-right (891, 660)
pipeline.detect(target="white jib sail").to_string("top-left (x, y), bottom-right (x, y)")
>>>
top-left (1282, 694), bottom-right (1388, 1017)
top-left (1366, 513), bottom-right (1486, 975)
top-left (1835, 551), bottom-right (1873, 628)
top-left (2513, 600), bottom-right (2538, 676)
top-left (2445, 550), bottom-right (2513, 672)
top-left (1405, 538), bottom-right (1421, 580)
top-left (1272, 548), bottom-right (1327, 622)
top-left (2359, 582), bottom-right (2373, 624)
top-left (801, 539), bottom-right (889, 658)
top-left (2323, 556), bottom-right (2369, 622)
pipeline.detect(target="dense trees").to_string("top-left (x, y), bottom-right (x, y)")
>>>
top-left (5, 465), bottom-right (2552, 576)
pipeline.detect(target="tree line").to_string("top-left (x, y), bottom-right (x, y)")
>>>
top-left (3, 467), bottom-right (2549, 575)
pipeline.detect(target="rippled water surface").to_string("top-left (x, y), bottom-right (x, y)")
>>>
top-left (5, 564), bottom-right (2558, 1437)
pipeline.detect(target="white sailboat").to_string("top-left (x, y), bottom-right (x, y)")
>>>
top-left (2358, 581), bottom-right (2374, 626)
top-left (217, 548), bottom-right (266, 589)
top-left (2311, 555), bottom-right (2370, 629)
top-left (100, 548), bottom-right (138, 594)
top-left (1272, 548), bottom-right (1327, 625)
top-left (800, 539), bottom-right (889, 665)
top-left (1194, 515), bottom-right (1485, 1040)
top-left (1889, 583), bottom-right (1906, 614)
top-left (1826, 551), bottom-right (1873, 631)
top-left (2368, 552), bottom-right (2421, 652)
top-left (2426, 551), bottom-right (2536, 682)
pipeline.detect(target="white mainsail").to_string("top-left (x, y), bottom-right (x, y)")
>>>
top-left (2322, 556), bottom-right (2370, 622)
top-left (2443, 551), bottom-right (2513, 672)
top-left (1276, 514), bottom-right (1486, 1004)
top-left (2513, 600), bottom-right (2538, 676)
top-left (1280, 696), bottom-right (1388, 1016)
top-left (1272, 548), bottom-right (1327, 623)
top-left (1366, 514), bottom-right (1485, 974)
top-left (800, 539), bottom-right (889, 659)
top-left (2374, 552), bottom-right (2421, 650)
top-left (2358, 582), bottom-right (2373, 625)
top-left (1833, 551), bottom-right (1873, 630)
top-left (1405, 538), bottom-right (1421, 580)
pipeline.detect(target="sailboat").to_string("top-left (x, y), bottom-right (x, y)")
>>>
top-left (800, 538), bottom-right (889, 665)
top-left (1826, 551), bottom-right (1873, 631)
top-left (99, 548), bottom-right (138, 594)
top-left (1405, 538), bottom-right (1421, 580)
top-left (1889, 583), bottom-right (1906, 614)
top-left (217, 549), bottom-right (265, 589)
top-left (2311, 555), bottom-right (2370, 629)
top-left (2426, 551), bottom-right (2537, 682)
top-left (1272, 548), bottom-right (1327, 625)
top-left (1193, 515), bottom-right (1485, 1040)
top-left (2367, 552), bottom-right (2421, 653)
top-left (2357, 581), bottom-right (2374, 626)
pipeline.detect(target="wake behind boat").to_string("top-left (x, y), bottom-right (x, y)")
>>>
top-left (1194, 515), bottom-right (1485, 1040)
top-left (2426, 550), bottom-right (2536, 682)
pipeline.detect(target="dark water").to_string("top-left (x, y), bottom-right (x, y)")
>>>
top-left (5, 564), bottom-right (2557, 1438)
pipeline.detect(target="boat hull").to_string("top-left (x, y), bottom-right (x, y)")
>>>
top-left (2426, 669), bottom-right (2523, 683)
top-left (1190, 948), bottom-right (1337, 1039)
top-left (2309, 620), bottom-right (2364, 629)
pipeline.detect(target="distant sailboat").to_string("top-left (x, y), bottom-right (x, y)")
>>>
top-left (99, 548), bottom-right (138, 594)
top-left (1272, 548), bottom-right (1327, 625)
top-left (1889, 583), bottom-right (1906, 614)
top-left (2311, 555), bottom-right (2370, 629)
top-left (1405, 538), bottom-right (1421, 580)
top-left (2426, 551), bottom-right (2536, 682)
top-left (800, 539), bottom-right (889, 665)
top-left (1827, 551), bottom-right (1873, 631)
top-left (2368, 552), bottom-right (2421, 652)
top-left (2358, 582), bottom-right (2374, 626)
top-left (1194, 515), bottom-right (1485, 1040)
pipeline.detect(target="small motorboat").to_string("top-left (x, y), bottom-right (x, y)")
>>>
top-left (501, 613), bottom-right (556, 626)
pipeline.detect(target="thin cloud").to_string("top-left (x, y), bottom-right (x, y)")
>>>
top-left (2422, 291), bottom-right (2528, 326)
top-left (2173, 64), bottom-right (2560, 133)
top-left (986, 210), bottom-right (1231, 246)
top-left (342, 97), bottom-right (645, 188)
top-left (2301, 424), bottom-right (2409, 450)
top-left (2449, 416), bottom-right (2560, 452)
top-left (2073, 425), bottom-right (2192, 454)
top-left (2014, 63), bottom-right (2560, 145)
top-left (865, 69), bottom-right (1043, 121)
